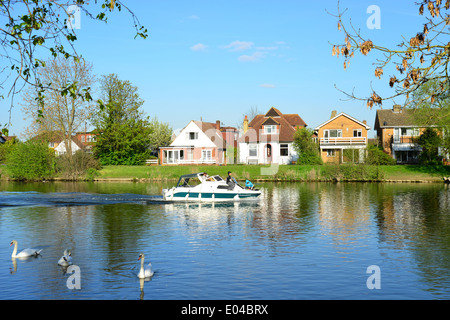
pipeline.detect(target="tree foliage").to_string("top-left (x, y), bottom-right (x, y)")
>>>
top-left (21, 57), bottom-right (94, 141)
top-left (417, 127), bottom-right (443, 164)
top-left (90, 73), bottom-right (145, 130)
top-left (93, 74), bottom-right (151, 165)
top-left (293, 128), bottom-right (323, 165)
top-left (0, 0), bottom-right (148, 132)
top-left (5, 139), bottom-right (56, 180)
top-left (148, 116), bottom-right (173, 152)
top-left (330, 1), bottom-right (450, 108)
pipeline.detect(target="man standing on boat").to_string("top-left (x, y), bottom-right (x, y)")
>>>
top-left (226, 171), bottom-right (235, 190)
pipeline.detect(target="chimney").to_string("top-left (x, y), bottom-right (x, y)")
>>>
top-left (393, 105), bottom-right (402, 113)
top-left (330, 110), bottom-right (337, 119)
top-left (243, 115), bottom-right (249, 134)
top-left (363, 120), bottom-right (367, 125)
top-left (216, 120), bottom-right (221, 130)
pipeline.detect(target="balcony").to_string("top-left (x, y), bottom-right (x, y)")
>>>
top-left (393, 136), bottom-right (417, 144)
top-left (319, 137), bottom-right (367, 145)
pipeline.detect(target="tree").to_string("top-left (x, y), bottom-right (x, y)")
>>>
top-left (410, 80), bottom-right (450, 126)
top-left (0, 0), bottom-right (148, 134)
top-left (5, 139), bottom-right (56, 180)
top-left (148, 116), bottom-right (173, 152)
top-left (90, 73), bottom-right (145, 130)
top-left (417, 128), bottom-right (443, 164)
top-left (330, 1), bottom-right (450, 109)
top-left (0, 136), bottom-right (18, 163)
top-left (293, 128), bottom-right (322, 165)
top-left (93, 74), bottom-right (151, 165)
top-left (20, 57), bottom-right (94, 175)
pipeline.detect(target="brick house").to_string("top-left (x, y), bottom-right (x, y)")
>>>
top-left (374, 105), bottom-right (424, 164)
top-left (33, 131), bottom-right (84, 156)
top-left (238, 107), bottom-right (307, 164)
top-left (160, 120), bottom-right (238, 165)
top-left (314, 112), bottom-right (370, 164)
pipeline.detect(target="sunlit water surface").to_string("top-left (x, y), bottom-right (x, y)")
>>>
top-left (0, 181), bottom-right (449, 300)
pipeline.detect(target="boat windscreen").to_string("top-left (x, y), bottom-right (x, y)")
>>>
top-left (213, 175), bottom-right (223, 181)
top-left (176, 176), bottom-right (201, 187)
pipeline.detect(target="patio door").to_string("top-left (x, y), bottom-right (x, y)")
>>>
top-left (265, 144), bottom-right (272, 163)
top-left (166, 150), bottom-right (184, 164)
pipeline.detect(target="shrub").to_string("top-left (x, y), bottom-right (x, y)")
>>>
top-left (366, 145), bottom-right (396, 165)
top-left (5, 140), bottom-right (56, 180)
top-left (320, 163), bottom-right (384, 181)
top-left (56, 150), bottom-right (102, 179)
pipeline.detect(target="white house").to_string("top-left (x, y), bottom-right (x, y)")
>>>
top-left (53, 138), bottom-right (83, 156)
top-left (238, 107), bottom-right (308, 165)
top-left (160, 120), bottom-right (236, 165)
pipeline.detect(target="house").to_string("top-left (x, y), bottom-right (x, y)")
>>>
top-left (374, 105), bottom-right (425, 164)
top-left (75, 129), bottom-right (100, 153)
top-left (33, 131), bottom-right (84, 156)
top-left (314, 112), bottom-right (370, 164)
top-left (159, 120), bottom-right (238, 165)
top-left (238, 107), bottom-right (307, 164)
top-left (0, 136), bottom-right (16, 144)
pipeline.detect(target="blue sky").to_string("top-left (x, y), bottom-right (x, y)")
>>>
top-left (2, 0), bottom-right (426, 138)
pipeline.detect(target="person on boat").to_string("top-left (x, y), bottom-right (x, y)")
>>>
top-left (226, 171), bottom-right (235, 190)
top-left (245, 179), bottom-right (254, 190)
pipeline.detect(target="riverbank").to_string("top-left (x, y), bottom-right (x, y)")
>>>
top-left (1, 164), bottom-right (449, 183)
top-left (94, 164), bottom-right (450, 183)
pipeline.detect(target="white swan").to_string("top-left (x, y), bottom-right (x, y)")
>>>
top-left (58, 249), bottom-right (73, 266)
top-left (137, 253), bottom-right (154, 279)
top-left (10, 240), bottom-right (42, 258)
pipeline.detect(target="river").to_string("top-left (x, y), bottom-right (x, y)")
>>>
top-left (0, 181), bottom-right (449, 300)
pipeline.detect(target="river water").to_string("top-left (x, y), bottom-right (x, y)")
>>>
top-left (0, 181), bottom-right (449, 300)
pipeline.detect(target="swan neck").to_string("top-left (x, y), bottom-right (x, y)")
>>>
top-left (12, 242), bottom-right (18, 257)
top-left (140, 257), bottom-right (145, 270)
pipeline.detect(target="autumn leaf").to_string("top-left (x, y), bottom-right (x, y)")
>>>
top-left (375, 67), bottom-right (383, 79)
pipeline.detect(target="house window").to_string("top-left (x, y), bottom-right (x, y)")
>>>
top-left (49, 142), bottom-right (55, 148)
top-left (329, 129), bottom-right (342, 138)
top-left (401, 128), bottom-right (419, 136)
top-left (202, 150), bottom-right (212, 160)
top-left (264, 125), bottom-right (277, 134)
top-left (81, 136), bottom-right (85, 142)
top-left (188, 132), bottom-right (199, 140)
top-left (280, 144), bottom-right (289, 156)
top-left (326, 149), bottom-right (336, 157)
top-left (353, 129), bottom-right (362, 137)
top-left (249, 144), bottom-right (257, 157)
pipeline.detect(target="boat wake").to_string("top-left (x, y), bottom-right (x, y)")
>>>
top-left (0, 192), bottom-right (166, 208)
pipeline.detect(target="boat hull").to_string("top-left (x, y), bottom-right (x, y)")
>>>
top-left (163, 189), bottom-right (261, 202)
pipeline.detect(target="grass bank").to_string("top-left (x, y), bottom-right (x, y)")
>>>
top-left (95, 164), bottom-right (450, 182)
top-left (2, 163), bottom-right (448, 182)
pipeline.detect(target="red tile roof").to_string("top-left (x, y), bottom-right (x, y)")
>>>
top-left (239, 107), bottom-right (307, 143)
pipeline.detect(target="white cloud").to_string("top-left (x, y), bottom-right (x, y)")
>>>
top-left (259, 84), bottom-right (276, 88)
top-left (191, 43), bottom-right (207, 52)
top-left (188, 15), bottom-right (199, 20)
top-left (223, 40), bottom-right (254, 52)
top-left (238, 51), bottom-right (264, 62)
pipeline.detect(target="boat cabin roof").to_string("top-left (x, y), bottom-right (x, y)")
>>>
top-left (176, 172), bottom-right (224, 187)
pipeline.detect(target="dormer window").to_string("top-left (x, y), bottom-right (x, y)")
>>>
top-left (264, 125), bottom-right (277, 134)
top-left (187, 132), bottom-right (199, 140)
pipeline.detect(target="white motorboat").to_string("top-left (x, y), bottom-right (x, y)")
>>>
top-left (162, 172), bottom-right (261, 202)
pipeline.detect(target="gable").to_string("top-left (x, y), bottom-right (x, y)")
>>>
top-left (265, 107), bottom-right (282, 117)
top-left (261, 117), bottom-right (279, 126)
top-left (240, 107), bottom-right (307, 143)
top-left (315, 113), bottom-right (370, 130)
top-left (171, 120), bottom-right (221, 148)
